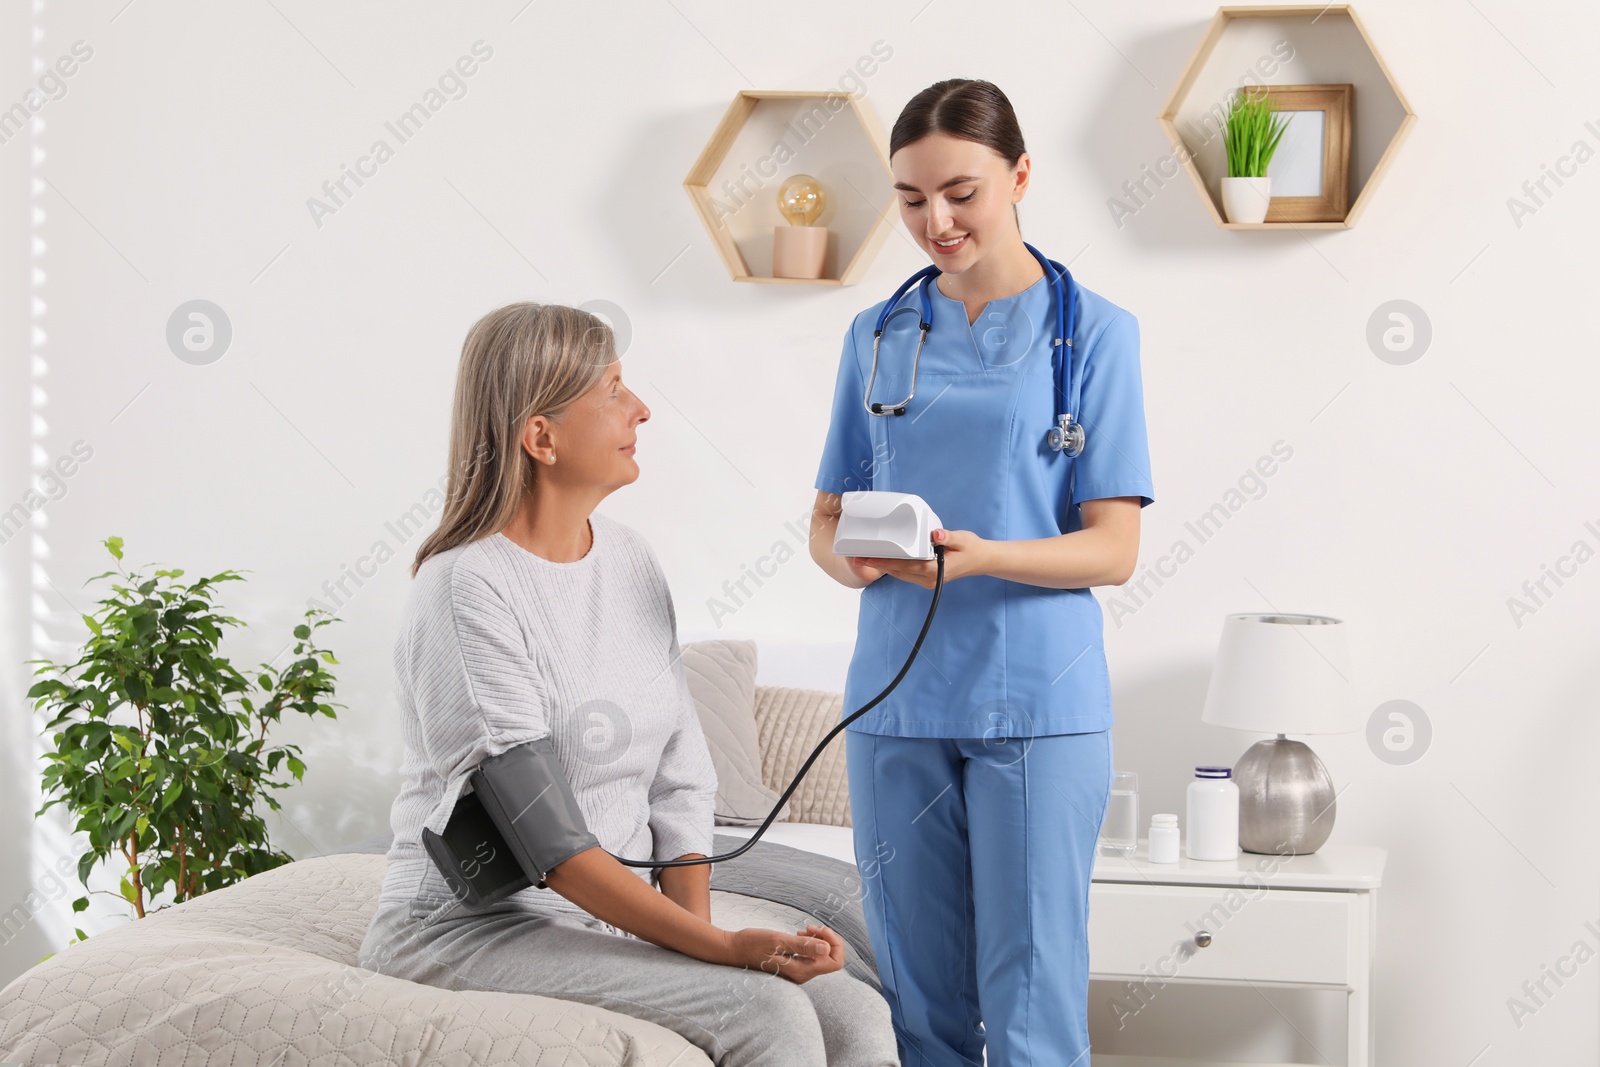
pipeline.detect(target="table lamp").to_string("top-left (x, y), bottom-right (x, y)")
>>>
top-left (1200, 612), bottom-right (1356, 855)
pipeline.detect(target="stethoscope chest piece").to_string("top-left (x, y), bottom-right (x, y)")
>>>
top-left (1048, 414), bottom-right (1085, 457)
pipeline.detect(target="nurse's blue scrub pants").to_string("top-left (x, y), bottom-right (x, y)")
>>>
top-left (846, 728), bottom-right (1113, 1067)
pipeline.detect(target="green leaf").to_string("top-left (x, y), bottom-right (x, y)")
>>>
top-left (111, 807), bottom-right (138, 840)
top-left (31, 536), bottom-right (344, 918)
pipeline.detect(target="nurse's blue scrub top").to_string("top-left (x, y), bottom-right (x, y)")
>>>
top-left (815, 268), bottom-right (1155, 739)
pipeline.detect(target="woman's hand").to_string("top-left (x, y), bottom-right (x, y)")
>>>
top-left (844, 556), bottom-right (887, 585)
top-left (723, 924), bottom-right (846, 984)
top-left (848, 528), bottom-right (988, 589)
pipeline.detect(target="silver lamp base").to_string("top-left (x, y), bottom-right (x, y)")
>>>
top-left (1234, 735), bottom-right (1336, 855)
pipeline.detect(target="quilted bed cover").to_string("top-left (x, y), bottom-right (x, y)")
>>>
top-left (0, 829), bottom-right (872, 1067)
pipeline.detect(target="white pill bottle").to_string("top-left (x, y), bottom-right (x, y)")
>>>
top-left (1186, 766), bottom-right (1240, 860)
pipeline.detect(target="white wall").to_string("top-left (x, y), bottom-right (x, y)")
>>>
top-left (3, 1), bottom-right (1597, 1063)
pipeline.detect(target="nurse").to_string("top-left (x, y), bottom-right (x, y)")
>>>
top-left (809, 79), bottom-right (1155, 1067)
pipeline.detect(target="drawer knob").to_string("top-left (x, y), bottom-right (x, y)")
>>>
top-left (1193, 930), bottom-right (1213, 948)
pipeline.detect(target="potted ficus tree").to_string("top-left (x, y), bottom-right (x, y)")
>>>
top-left (1221, 87), bottom-right (1290, 224)
top-left (25, 536), bottom-right (343, 940)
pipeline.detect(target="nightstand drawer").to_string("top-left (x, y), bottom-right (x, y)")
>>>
top-left (1088, 881), bottom-right (1353, 986)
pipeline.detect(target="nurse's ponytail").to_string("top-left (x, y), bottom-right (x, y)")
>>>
top-left (890, 79), bottom-right (1028, 231)
top-left (410, 302), bottom-right (616, 577)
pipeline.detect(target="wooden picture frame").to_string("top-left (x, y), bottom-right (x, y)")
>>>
top-left (1157, 6), bottom-right (1416, 229)
top-left (1257, 84), bottom-right (1353, 223)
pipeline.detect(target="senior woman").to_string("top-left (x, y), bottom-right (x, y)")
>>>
top-left (357, 302), bottom-right (897, 1066)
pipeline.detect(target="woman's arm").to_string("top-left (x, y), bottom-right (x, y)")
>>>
top-left (809, 490), bottom-right (877, 588)
top-left (981, 497), bottom-right (1141, 588)
top-left (546, 848), bottom-right (842, 981)
top-left (858, 497), bottom-right (1143, 591)
top-left (657, 853), bottom-right (712, 922)
top-left (543, 847), bottom-right (729, 960)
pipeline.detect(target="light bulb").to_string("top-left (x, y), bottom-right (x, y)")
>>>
top-left (777, 174), bottom-right (825, 226)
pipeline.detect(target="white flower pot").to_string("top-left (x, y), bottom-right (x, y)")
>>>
top-left (1222, 176), bottom-right (1272, 224)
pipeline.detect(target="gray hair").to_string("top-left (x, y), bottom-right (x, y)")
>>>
top-left (411, 302), bottom-right (614, 577)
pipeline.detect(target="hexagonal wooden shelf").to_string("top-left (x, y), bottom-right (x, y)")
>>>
top-left (685, 91), bottom-right (896, 284)
top-left (1158, 5), bottom-right (1416, 229)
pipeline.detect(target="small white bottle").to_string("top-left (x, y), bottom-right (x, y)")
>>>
top-left (1148, 814), bottom-right (1180, 863)
top-left (1186, 766), bottom-right (1240, 860)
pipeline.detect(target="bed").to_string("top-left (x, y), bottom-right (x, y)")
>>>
top-left (0, 663), bottom-right (880, 1067)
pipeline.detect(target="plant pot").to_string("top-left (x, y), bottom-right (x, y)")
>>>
top-left (1221, 176), bottom-right (1272, 224)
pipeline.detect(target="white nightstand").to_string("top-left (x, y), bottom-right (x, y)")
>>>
top-left (1087, 840), bottom-right (1387, 1067)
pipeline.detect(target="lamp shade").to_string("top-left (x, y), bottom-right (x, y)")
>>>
top-left (1201, 613), bottom-right (1356, 735)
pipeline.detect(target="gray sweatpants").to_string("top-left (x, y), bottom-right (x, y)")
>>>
top-left (358, 899), bottom-right (899, 1067)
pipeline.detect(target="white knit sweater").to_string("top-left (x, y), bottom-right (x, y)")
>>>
top-left (375, 511), bottom-right (718, 936)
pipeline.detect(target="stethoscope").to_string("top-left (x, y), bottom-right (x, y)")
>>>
top-left (862, 240), bottom-right (1085, 457)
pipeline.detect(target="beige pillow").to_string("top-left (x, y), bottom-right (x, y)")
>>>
top-left (680, 639), bottom-right (791, 825)
top-left (751, 686), bottom-right (853, 827)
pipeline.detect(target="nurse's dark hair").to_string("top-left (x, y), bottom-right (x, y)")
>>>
top-left (890, 79), bottom-right (1027, 229)
top-left (410, 302), bottom-right (615, 577)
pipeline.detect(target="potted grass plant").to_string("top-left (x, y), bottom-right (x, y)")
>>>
top-left (25, 536), bottom-right (343, 939)
top-left (1221, 87), bottom-right (1291, 224)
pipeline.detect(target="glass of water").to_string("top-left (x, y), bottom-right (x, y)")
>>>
top-left (1099, 771), bottom-right (1139, 858)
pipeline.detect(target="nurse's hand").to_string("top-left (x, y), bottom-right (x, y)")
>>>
top-left (843, 556), bottom-right (887, 585)
top-left (854, 528), bottom-right (986, 588)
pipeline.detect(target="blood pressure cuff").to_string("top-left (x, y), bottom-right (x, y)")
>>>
top-left (421, 737), bottom-right (601, 907)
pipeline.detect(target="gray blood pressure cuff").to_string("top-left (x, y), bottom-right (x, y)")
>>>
top-left (421, 737), bottom-right (601, 907)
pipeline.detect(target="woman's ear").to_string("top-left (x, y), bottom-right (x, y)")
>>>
top-left (1010, 152), bottom-right (1031, 202)
top-left (521, 415), bottom-right (552, 463)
